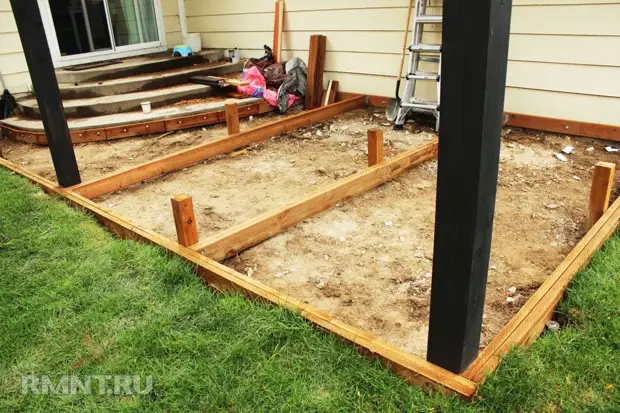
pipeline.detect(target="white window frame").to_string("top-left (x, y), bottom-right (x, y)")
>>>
top-left (37, 0), bottom-right (168, 68)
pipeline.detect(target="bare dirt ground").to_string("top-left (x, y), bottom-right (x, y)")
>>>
top-left (2, 107), bottom-right (619, 358)
top-left (0, 107), bottom-right (298, 183)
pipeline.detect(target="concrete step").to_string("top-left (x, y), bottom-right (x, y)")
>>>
top-left (2, 96), bottom-right (263, 133)
top-left (58, 61), bottom-right (243, 100)
top-left (59, 61), bottom-right (243, 99)
top-left (19, 84), bottom-right (222, 119)
top-left (56, 49), bottom-right (224, 84)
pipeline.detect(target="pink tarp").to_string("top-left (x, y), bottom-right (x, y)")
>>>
top-left (237, 66), bottom-right (299, 109)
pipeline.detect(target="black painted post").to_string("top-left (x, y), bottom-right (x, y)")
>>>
top-left (427, 0), bottom-right (512, 373)
top-left (10, 0), bottom-right (81, 187)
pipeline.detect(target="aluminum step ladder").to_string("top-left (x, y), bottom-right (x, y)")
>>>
top-left (393, 0), bottom-right (442, 131)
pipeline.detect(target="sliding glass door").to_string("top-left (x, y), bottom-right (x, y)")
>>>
top-left (41, 0), bottom-right (166, 67)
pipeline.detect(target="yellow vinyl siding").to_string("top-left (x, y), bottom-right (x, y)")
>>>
top-left (188, 0), bottom-right (620, 126)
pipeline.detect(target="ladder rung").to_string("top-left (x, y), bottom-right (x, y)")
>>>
top-left (407, 72), bottom-right (440, 81)
top-left (409, 44), bottom-right (441, 53)
top-left (419, 56), bottom-right (440, 63)
top-left (416, 15), bottom-right (442, 24)
top-left (401, 99), bottom-right (439, 111)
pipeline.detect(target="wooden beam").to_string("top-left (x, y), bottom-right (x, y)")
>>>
top-left (427, 0), bottom-right (513, 373)
top-left (587, 162), bottom-right (616, 229)
top-left (225, 103), bottom-right (240, 135)
top-left (0, 156), bottom-right (477, 398)
top-left (273, 0), bottom-right (284, 62)
top-left (505, 113), bottom-right (620, 143)
top-left (305, 35), bottom-right (327, 110)
top-left (192, 140), bottom-right (438, 261)
top-left (464, 194), bottom-right (620, 383)
top-left (10, 0), bottom-right (81, 187)
top-left (70, 96), bottom-right (366, 200)
top-left (171, 194), bottom-right (199, 247)
top-left (367, 129), bottom-right (384, 167)
top-left (322, 80), bottom-right (339, 107)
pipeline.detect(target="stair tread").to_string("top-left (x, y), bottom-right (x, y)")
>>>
top-left (21, 84), bottom-right (212, 109)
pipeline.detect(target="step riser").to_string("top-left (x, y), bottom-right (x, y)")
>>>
top-left (56, 50), bottom-right (224, 84)
top-left (60, 61), bottom-right (243, 99)
top-left (20, 86), bottom-right (218, 119)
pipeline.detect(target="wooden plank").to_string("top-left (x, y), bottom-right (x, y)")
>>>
top-left (10, 0), bottom-right (81, 187)
top-left (305, 35), bottom-right (321, 110)
top-left (505, 112), bottom-right (620, 143)
top-left (69, 96), bottom-right (366, 200)
top-left (225, 103), bottom-right (240, 135)
top-left (427, 0), bottom-right (512, 374)
top-left (192, 139), bottom-right (438, 261)
top-left (464, 195), bottom-right (620, 383)
top-left (171, 194), bottom-right (199, 247)
top-left (0, 156), bottom-right (478, 399)
top-left (367, 129), bottom-right (384, 166)
top-left (314, 35), bottom-right (327, 109)
top-left (105, 121), bottom-right (167, 140)
top-left (273, 0), bottom-right (284, 62)
top-left (322, 80), bottom-right (339, 107)
top-left (587, 162), bottom-right (616, 229)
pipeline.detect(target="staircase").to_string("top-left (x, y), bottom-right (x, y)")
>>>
top-left (1, 49), bottom-right (267, 144)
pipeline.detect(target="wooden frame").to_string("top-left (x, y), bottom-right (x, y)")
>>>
top-left (272, 0), bottom-right (284, 62)
top-left (192, 139), bottom-right (438, 261)
top-left (0, 156), bottom-right (477, 398)
top-left (69, 96), bottom-right (366, 200)
top-left (464, 194), bottom-right (620, 383)
top-left (2, 93), bottom-right (619, 396)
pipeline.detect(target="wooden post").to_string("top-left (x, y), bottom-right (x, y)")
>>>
top-left (305, 35), bottom-right (327, 110)
top-left (427, 0), bottom-right (513, 373)
top-left (171, 194), bottom-right (199, 247)
top-left (225, 103), bottom-right (240, 135)
top-left (9, 0), bottom-right (81, 187)
top-left (367, 129), bottom-right (384, 166)
top-left (273, 0), bottom-right (284, 62)
top-left (587, 162), bottom-right (616, 229)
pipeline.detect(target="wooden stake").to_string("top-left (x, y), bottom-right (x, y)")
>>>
top-left (273, 0), bottom-right (285, 62)
top-left (225, 103), bottom-right (240, 135)
top-left (322, 80), bottom-right (339, 107)
top-left (305, 35), bottom-right (327, 110)
top-left (367, 129), bottom-right (384, 166)
top-left (587, 161), bottom-right (616, 229)
top-left (171, 194), bottom-right (199, 247)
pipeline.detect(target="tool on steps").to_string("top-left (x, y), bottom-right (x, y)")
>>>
top-left (388, 0), bottom-right (442, 131)
top-left (189, 76), bottom-right (249, 88)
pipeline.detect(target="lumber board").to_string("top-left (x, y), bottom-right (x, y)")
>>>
top-left (192, 139), bottom-right (438, 261)
top-left (367, 129), bottom-right (384, 167)
top-left (587, 161), bottom-right (616, 229)
top-left (225, 103), bottom-right (240, 135)
top-left (463, 195), bottom-right (620, 383)
top-left (505, 112), bottom-right (620, 143)
top-left (0, 156), bottom-right (477, 398)
top-left (171, 194), bottom-right (199, 247)
top-left (273, 0), bottom-right (284, 62)
top-left (69, 96), bottom-right (366, 200)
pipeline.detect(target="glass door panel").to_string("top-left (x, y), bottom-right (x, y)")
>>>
top-left (49, 0), bottom-right (112, 56)
top-left (107, 0), bottom-right (160, 47)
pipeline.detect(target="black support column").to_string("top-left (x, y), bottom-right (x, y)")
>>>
top-left (427, 0), bottom-right (512, 373)
top-left (10, 0), bottom-right (81, 187)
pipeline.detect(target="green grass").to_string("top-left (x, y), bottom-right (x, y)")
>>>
top-left (0, 167), bottom-right (619, 412)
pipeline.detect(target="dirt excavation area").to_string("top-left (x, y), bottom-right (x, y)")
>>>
top-left (2, 107), bottom-right (619, 358)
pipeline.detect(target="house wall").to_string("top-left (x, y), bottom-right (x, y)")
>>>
top-left (186, 0), bottom-right (620, 126)
top-left (0, 0), bottom-right (181, 94)
top-left (0, 0), bottom-right (30, 93)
